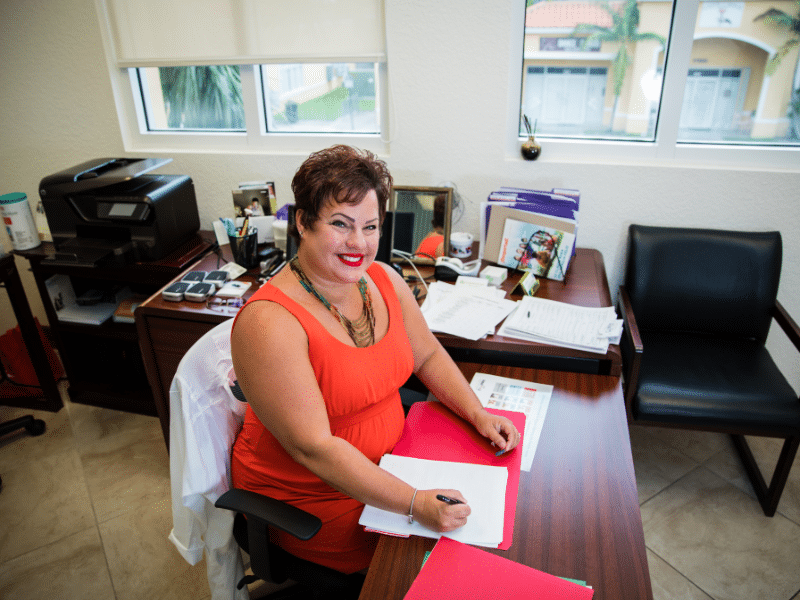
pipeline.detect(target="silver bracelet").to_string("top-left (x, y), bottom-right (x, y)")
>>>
top-left (407, 488), bottom-right (418, 524)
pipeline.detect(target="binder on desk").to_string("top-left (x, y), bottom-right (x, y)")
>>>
top-left (403, 537), bottom-right (593, 600)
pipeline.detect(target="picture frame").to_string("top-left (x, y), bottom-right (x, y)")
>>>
top-left (232, 182), bottom-right (276, 218)
top-left (389, 185), bottom-right (454, 265)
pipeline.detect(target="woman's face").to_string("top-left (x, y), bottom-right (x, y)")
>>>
top-left (298, 190), bottom-right (381, 284)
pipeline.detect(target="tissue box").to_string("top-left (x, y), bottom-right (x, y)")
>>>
top-left (479, 266), bottom-right (507, 286)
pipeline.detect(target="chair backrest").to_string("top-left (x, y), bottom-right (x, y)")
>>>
top-left (625, 225), bottom-right (782, 341)
top-left (170, 318), bottom-right (246, 501)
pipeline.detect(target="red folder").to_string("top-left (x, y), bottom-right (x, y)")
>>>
top-left (403, 537), bottom-right (593, 599)
top-left (392, 401), bottom-right (524, 550)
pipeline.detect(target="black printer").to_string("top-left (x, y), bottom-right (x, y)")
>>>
top-left (38, 157), bottom-right (200, 267)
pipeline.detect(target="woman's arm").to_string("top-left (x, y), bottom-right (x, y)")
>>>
top-left (231, 300), bottom-right (469, 531)
top-left (380, 264), bottom-right (521, 453)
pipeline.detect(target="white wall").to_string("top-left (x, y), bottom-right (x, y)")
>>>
top-left (1, 0), bottom-right (798, 390)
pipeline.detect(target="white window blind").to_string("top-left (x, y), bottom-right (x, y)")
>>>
top-left (100, 0), bottom-right (386, 67)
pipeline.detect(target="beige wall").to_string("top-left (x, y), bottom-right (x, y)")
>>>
top-left (2, 0), bottom-right (799, 392)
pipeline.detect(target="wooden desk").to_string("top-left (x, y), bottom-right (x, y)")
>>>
top-left (137, 247), bottom-right (620, 445)
top-left (424, 249), bottom-right (621, 376)
top-left (359, 362), bottom-right (652, 600)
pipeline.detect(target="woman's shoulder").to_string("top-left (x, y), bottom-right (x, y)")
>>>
top-left (233, 281), bottom-right (306, 343)
top-left (371, 261), bottom-right (405, 290)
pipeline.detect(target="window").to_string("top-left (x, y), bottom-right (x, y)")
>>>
top-left (133, 63), bottom-right (380, 135)
top-left (96, 0), bottom-right (387, 153)
top-left (516, 0), bottom-right (800, 166)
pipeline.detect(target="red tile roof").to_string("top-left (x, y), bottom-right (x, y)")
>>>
top-left (526, 1), bottom-right (620, 28)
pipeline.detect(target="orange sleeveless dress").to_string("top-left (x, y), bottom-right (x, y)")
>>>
top-left (230, 264), bottom-right (413, 574)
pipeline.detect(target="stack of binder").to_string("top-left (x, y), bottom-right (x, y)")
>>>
top-left (480, 187), bottom-right (579, 281)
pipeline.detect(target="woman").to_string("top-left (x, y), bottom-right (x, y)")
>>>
top-left (230, 145), bottom-right (519, 574)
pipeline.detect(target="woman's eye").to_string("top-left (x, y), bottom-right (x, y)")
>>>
top-left (331, 220), bottom-right (348, 228)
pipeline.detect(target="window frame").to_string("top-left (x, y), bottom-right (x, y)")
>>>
top-left (104, 60), bottom-right (389, 156)
top-left (507, 0), bottom-right (800, 171)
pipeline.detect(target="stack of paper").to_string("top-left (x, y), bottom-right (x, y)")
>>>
top-left (403, 537), bottom-right (593, 599)
top-left (420, 280), bottom-right (517, 340)
top-left (359, 455), bottom-right (508, 548)
top-left (498, 296), bottom-right (622, 354)
top-left (359, 401), bottom-right (525, 549)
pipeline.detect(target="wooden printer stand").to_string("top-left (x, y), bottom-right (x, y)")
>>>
top-left (16, 234), bottom-right (211, 417)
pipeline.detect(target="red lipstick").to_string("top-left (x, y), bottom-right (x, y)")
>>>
top-left (338, 254), bottom-right (364, 267)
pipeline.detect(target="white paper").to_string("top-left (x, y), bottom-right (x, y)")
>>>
top-left (420, 281), bottom-right (517, 341)
top-left (358, 455), bottom-right (507, 547)
top-left (498, 296), bottom-right (622, 354)
top-left (470, 372), bottom-right (552, 472)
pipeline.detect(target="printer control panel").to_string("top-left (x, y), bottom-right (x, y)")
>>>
top-left (97, 201), bottom-right (151, 221)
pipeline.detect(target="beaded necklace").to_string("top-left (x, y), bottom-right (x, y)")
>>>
top-left (289, 256), bottom-right (375, 348)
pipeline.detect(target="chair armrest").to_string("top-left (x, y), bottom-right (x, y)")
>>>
top-left (215, 488), bottom-right (322, 541)
top-left (773, 301), bottom-right (800, 353)
top-left (617, 286), bottom-right (643, 423)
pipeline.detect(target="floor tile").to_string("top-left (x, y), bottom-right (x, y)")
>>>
top-left (0, 396), bottom-right (74, 474)
top-left (641, 467), bottom-right (800, 600)
top-left (78, 414), bottom-right (170, 523)
top-left (0, 447), bottom-right (95, 563)
top-left (646, 548), bottom-right (713, 600)
top-left (0, 526), bottom-right (114, 599)
top-left (98, 497), bottom-right (210, 600)
top-left (630, 426), bottom-right (699, 504)
top-left (68, 401), bottom-right (163, 452)
top-left (635, 425), bottom-right (728, 464)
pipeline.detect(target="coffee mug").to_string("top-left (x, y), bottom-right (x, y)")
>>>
top-left (450, 232), bottom-right (473, 258)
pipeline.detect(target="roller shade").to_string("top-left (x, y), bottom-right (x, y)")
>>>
top-left (101, 0), bottom-right (386, 67)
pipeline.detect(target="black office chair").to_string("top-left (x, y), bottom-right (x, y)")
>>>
top-left (618, 225), bottom-right (800, 517)
top-left (169, 318), bottom-right (363, 599)
top-left (217, 382), bottom-right (364, 600)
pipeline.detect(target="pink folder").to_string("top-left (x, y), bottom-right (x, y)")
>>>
top-left (403, 537), bottom-right (593, 599)
top-left (392, 401), bottom-right (525, 550)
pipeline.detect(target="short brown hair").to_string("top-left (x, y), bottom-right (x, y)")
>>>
top-left (289, 145), bottom-right (392, 240)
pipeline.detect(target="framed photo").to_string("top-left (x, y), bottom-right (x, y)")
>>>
top-left (232, 182), bottom-right (276, 217)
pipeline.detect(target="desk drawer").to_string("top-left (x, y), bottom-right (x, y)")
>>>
top-left (145, 316), bottom-right (219, 402)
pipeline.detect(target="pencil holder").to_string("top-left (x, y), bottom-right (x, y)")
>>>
top-left (228, 229), bottom-right (259, 269)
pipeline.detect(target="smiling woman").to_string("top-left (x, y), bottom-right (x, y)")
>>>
top-left (227, 145), bottom-right (521, 579)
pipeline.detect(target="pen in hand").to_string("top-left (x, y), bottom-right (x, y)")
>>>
top-left (436, 494), bottom-right (463, 505)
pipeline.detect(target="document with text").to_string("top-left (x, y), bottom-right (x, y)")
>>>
top-left (470, 372), bottom-right (552, 472)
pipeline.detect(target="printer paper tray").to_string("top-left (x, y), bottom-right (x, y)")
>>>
top-left (43, 239), bottom-right (133, 268)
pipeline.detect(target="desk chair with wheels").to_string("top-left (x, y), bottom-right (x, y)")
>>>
top-left (169, 318), bottom-right (363, 600)
top-left (618, 225), bottom-right (800, 517)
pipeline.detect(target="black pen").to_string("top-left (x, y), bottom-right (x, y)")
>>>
top-left (436, 494), bottom-right (463, 505)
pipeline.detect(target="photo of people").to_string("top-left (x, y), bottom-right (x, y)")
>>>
top-left (497, 219), bottom-right (575, 281)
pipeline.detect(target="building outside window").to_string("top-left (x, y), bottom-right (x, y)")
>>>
top-left (521, 0), bottom-right (800, 146)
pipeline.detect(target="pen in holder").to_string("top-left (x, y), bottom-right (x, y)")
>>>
top-left (228, 228), bottom-right (259, 269)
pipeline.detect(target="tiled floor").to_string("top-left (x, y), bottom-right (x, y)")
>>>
top-left (1, 385), bottom-right (800, 599)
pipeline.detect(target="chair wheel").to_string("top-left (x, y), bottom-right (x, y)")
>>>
top-left (25, 419), bottom-right (46, 436)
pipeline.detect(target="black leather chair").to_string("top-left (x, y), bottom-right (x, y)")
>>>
top-left (618, 225), bottom-right (800, 517)
top-left (216, 382), bottom-right (364, 599)
top-left (169, 318), bottom-right (363, 599)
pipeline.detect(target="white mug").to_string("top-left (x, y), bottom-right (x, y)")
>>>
top-left (450, 232), bottom-right (473, 258)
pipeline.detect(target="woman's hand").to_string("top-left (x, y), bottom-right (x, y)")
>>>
top-left (474, 410), bottom-right (521, 455)
top-left (413, 489), bottom-right (471, 532)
